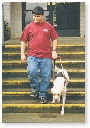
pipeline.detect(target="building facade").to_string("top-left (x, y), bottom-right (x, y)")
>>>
top-left (2, 2), bottom-right (85, 39)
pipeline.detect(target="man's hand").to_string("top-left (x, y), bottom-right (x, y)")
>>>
top-left (21, 54), bottom-right (26, 63)
top-left (21, 41), bottom-right (26, 63)
top-left (52, 51), bottom-right (57, 59)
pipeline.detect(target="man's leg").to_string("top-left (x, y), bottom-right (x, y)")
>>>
top-left (39, 58), bottom-right (52, 101)
top-left (27, 56), bottom-right (39, 96)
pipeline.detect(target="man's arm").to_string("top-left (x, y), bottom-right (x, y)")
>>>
top-left (52, 39), bottom-right (58, 59)
top-left (21, 41), bottom-right (26, 63)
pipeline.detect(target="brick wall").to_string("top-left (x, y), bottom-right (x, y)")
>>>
top-left (10, 2), bottom-right (22, 39)
top-left (2, 2), bottom-right (22, 39)
top-left (2, 2), bottom-right (10, 24)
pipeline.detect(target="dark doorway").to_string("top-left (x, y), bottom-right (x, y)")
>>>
top-left (54, 2), bottom-right (80, 36)
top-left (22, 2), bottom-right (80, 37)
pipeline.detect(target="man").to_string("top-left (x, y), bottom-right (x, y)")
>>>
top-left (20, 6), bottom-right (58, 104)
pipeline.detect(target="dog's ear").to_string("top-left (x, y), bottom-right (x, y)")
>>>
top-left (51, 88), bottom-right (53, 93)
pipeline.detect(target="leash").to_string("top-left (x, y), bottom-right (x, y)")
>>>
top-left (59, 56), bottom-right (63, 70)
top-left (52, 58), bottom-right (55, 80)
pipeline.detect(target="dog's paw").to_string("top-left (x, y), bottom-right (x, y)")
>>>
top-left (61, 111), bottom-right (64, 116)
top-left (52, 101), bottom-right (55, 103)
top-left (61, 107), bottom-right (64, 115)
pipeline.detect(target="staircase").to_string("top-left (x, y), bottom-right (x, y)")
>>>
top-left (2, 37), bottom-right (85, 114)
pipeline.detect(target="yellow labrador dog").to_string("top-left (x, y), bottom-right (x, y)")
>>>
top-left (51, 65), bottom-right (69, 115)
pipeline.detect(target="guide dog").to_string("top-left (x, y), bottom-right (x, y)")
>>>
top-left (51, 65), bottom-right (69, 115)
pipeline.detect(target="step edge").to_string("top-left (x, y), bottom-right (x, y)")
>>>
top-left (2, 60), bottom-right (85, 63)
top-left (4, 44), bottom-right (85, 48)
top-left (2, 69), bottom-right (85, 72)
top-left (2, 104), bottom-right (85, 108)
top-left (2, 79), bottom-right (85, 83)
top-left (3, 52), bottom-right (85, 54)
top-left (2, 91), bottom-right (85, 95)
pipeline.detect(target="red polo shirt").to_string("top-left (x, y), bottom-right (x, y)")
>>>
top-left (20, 21), bottom-right (58, 58)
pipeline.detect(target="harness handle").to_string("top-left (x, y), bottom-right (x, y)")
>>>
top-left (52, 56), bottom-right (63, 79)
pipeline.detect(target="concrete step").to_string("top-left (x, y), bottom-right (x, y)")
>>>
top-left (2, 88), bottom-right (85, 101)
top-left (2, 103), bottom-right (85, 113)
top-left (2, 60), bottom-right (85, 69)
top-left (2, 113), bottom-right (85, 123)
top-left (2, 78), bottom-right (85, 88)
top-left (2, 44), bottom-right (85, 52)
top-left (57, 37), bottom-right (85, 44)
top-left (3, 37), bottom-right (85, 44)
top-left (2, 51), bottom-right (85, 60)
top-left (2, 68), bottom-right (85, 72)
top-left (2, 87), bottom-right (85, 92)
top-left (2, 99), bottom-right (85, 104)
top-left (2, 68), bottom-right (85, 79)
top-left (2, 91), bottom-right (85, 100)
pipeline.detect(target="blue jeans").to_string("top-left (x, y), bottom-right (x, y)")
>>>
top-left (27, 56), bottom-right (52, 98)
